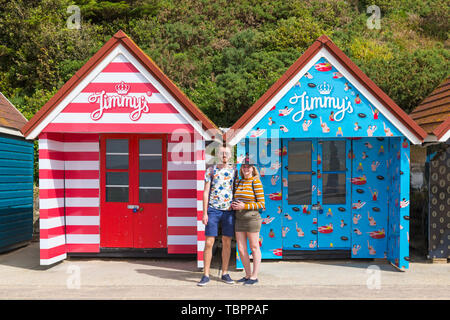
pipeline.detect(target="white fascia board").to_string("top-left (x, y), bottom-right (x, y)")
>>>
top-left (439, 130), bottom-right (450, 142)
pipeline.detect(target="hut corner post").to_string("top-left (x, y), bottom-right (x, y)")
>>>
top-left (196, 135), bottom-right (206, 269)
top-left (399, 139), bottom-right (410, 270)
top-left (235, 138), bottom-right (246, 270)
top-left (38, 132), bottom-right (67, 265)
top-left (387, 137), bottom-right (410, 270)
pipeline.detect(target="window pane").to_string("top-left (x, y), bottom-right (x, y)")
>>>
top-left (140, 155), bottom-right (162, 170)
top-left (106, 172), bottom-right (128, 202)
top-left (139, 172), bottom-right (162, 188)
top-left (139, 139), bottom-right (162, 170)
top-left (106, 172), bottom-right (128, 186)
top-left (140, 139), bottom-right (161, 154)
top-left (322, 173), bottom-right (346, 204)
top-left (106, 154), bottom-right (128, 169)
top-left (288, 141), bottom-right (311, 172)
top-left (288, 174), bottom-right (311, 205)
top-left (106, 187), bottom-right (128, 202)
top-left (139, 172), bottom-right (162, 203)
top-left (106, 139), bottom-right (128, 153)
top-left (321, 140), bottom-right (346, 172)
top-left (139, 189), bottom-right (162, 203)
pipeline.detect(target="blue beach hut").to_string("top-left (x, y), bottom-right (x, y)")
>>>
top-left (225, 35), bottom-right (427, 270)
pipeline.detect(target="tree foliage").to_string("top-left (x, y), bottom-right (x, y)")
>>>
top-left (0, 0), bottom-right (448, 128)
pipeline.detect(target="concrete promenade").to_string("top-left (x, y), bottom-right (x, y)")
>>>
top-left (0, 242), bottom-right (448, 300)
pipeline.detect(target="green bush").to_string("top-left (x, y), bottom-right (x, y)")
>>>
top-left (0, 0), bottom-right (448, 184)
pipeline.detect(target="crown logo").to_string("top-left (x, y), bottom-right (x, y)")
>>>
top-left (115, 81), bottom-right (130, 95)
top-left (317, 81), bottom-right (333, 95)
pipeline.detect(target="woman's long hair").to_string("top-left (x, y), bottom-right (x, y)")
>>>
top-left (239, 165), bottom-right (260, 180)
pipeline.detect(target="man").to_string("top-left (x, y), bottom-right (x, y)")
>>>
top-left (197, 145), bottom-right (237, 286)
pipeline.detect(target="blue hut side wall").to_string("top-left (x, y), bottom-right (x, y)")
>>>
top-left (252, 137), bottom-right (283, 259)
top-left (236, 137), bottom-right (283, 268)
top-left (0, 133), bottom-right (34, 252)
top-left (350, 137), bottom-right (389, 258)
top-left (387, 138), bottom-right (410, 269)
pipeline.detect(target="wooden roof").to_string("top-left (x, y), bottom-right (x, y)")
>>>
top-left (433, 116), bottom-right (450, 141)
top-left (225, 35), bottom-right (427, 144)
top-left (0, 92), bottom-right (28, 132)
top-left (410, 76), bottom-right (450, 136)
top-left (21, 30), bottom-right (219, 139)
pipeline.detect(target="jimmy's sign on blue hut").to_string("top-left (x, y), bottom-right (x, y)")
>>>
top-left (226, 35), bottom-right (426, 271)
top-left (248, 56), bottom-right (402, 139)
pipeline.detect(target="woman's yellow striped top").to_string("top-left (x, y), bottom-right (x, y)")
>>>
top-left (234, 176), bottom-right (265, 210)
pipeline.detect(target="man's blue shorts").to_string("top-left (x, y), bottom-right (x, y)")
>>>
top-left (204, 207), bottom-right (235, 237)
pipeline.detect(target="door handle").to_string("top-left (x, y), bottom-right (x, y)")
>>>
top-left (312, 202), bottom-right (323, 212)
top-left (127, 204), bottom-right (140, 213)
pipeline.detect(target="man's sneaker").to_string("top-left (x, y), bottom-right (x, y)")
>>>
top-left (197, 275), bottom-right (210, 286)
top-left (221, 274), bottom-right (234, 284)
top-left (236, 277), bottom-right (249, 283)
top-left (244, 278), bottom-right (258, 285)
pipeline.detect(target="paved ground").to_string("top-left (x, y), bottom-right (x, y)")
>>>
top-left (0, 241), bottom-right (448, 300)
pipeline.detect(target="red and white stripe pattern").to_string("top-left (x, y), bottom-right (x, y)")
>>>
top-left (39, 133), bottom-right (66, 265)
top-left (39, 133), bottom-right (100, 264)
top-left (63, 133), bottom-right (100, 253)
top-left (195, 138), bottom-right (206, 268)
top-left (42, 53), bottom-right (194, 134)
top-left (167, 132), bottom-right (204, 257)
top-left (38, 52), bottom-right (207, 266)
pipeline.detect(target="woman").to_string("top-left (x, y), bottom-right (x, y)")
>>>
top-left (231, 162), bottom-right (265, 285)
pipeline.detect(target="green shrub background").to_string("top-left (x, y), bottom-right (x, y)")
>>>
top-left (0, 0), bottom-right (448, 181)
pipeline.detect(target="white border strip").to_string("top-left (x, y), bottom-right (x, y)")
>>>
top-left (66, 215), bottom-right (100, 226)
top-left (52, 112), bottom-right (188, 125)
top-left (439, 130), bottom-right (450, 142)
top-left (0, 126), bottom-right (24, 137)
top-left (167, 235), bottom-right (197, 245)
top-left (40, 253), bottom-right (67, 265)
top-left (66, 234), bottom-right (100, 244)
top-left (167, 217), bottom-right (197, 227)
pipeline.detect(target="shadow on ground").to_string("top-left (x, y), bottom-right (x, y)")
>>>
top-left (0, 241), bottom-right (56, 271)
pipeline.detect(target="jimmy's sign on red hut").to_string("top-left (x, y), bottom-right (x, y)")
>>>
top-left (88, 81), bottom-right (153, 121)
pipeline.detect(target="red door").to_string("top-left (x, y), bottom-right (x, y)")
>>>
top-left (100, 134), bottom-right (167, 248)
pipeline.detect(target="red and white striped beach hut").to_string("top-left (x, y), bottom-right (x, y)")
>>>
top-left (21, 31), bottom-right (219, 267)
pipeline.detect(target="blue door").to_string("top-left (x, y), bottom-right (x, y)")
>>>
top-left (316, 139), bottom-right (352, 249)
top-left (282, 138), bottom-right (351, 251)
top-left (282, 139), bottom-right (318, 250)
